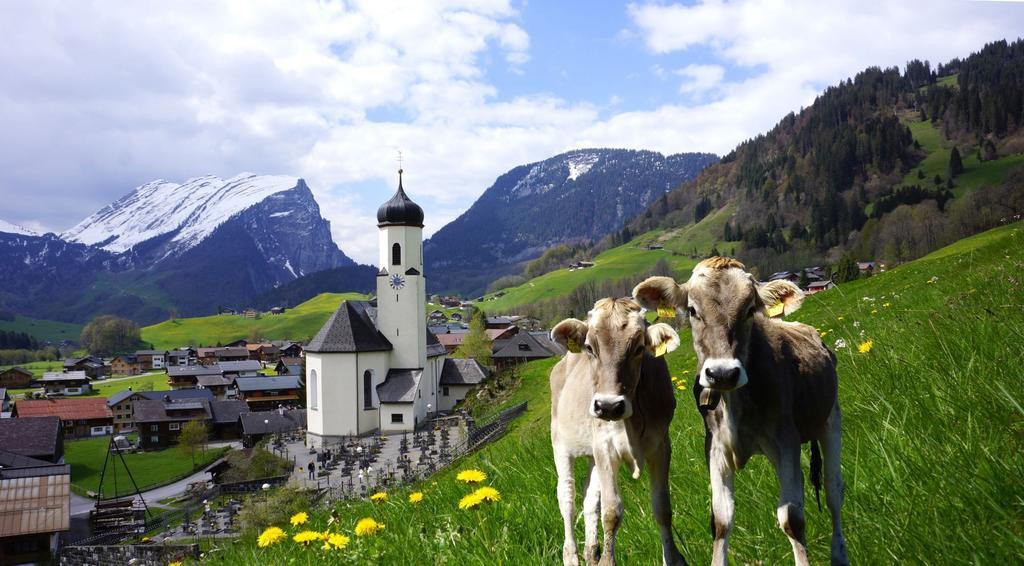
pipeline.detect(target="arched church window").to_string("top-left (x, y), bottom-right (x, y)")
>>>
top-left (392, 243), bottom-right (401, 265)
top-left (363, 370), bottom-right (373, 409)
top-left (309, 370), bottom-right (318, 410)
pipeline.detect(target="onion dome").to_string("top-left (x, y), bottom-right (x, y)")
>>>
top-left (377, 169), bottom-right (424, 227)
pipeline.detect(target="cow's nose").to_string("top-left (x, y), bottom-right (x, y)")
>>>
top-left (593, 398), bottom-right (626, 420)
top-left (705, 366), bottom-right (741, 387)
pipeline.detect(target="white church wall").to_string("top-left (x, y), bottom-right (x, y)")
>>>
top-left (356, 351), bottom-right (389, 434)
top-left (437, 384), bottom-right (474, 412)
top-left (379, 403), bottom-right (415, 433)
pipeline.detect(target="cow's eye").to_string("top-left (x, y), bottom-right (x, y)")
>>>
top-left (687, 306), bottom-right (697, 318)
top-left (584, 343), bottom-right (595, 356)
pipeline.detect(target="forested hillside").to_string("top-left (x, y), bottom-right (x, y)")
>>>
top-left (609, 39), bottom-right (1024, 276)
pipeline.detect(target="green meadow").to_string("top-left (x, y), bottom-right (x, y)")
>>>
top-left (0, 314), bottom-right (83, 343)
top-left (141, 293), bottom-right (367, 349)
top-left (205, 222), bottom-right (1024, 564)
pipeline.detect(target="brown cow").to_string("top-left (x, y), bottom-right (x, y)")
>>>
top-left (549, 298), bottom-right (688, 566)
top-left (633, 258), bottom-right (849, 566)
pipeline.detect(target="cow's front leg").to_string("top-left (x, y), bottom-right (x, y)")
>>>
top-left (709, 442), bottom-right (735, 566)
top-left (582, 461), bottom-right (602, 565)
top-left (648, 438), bottom-right (687, 566)
top-left (772, 440), bottom-right (810, 566)
top-left (554, 446), bottom-right (579, 566)
top-left (594, 449), bottom-right (622, 566)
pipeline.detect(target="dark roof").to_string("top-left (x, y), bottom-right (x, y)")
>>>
top-left (209, 400), bottom-right (249, 424)
top-left (235, 376), bottom-right (299, 392)
top-left (134, 350), bottom-right (168, 356)
top-left (306, 301), bottom-right (393, 353)
top-left (240, 409), bottom-right (307, 436)
top-left (219, 360), bottom-right (262, 373)
top-left (376, 369), bottom-right (421, 404)
top-left (492, 332), bottom-right (559, 360)
top-left (277, 357), bottom-right (302, 366)
top-left (0, 449), bottom-right (69, 480)
top-left (376, 172), bottom-right (424, 227)
top-left (168, 364), bottom-right (223, 378)
top-left (133, 399), bottom-right (212, 423)
top-left (440, 358), bottom-right (489, 386)
top-left (0, 417), bottom-right (61, 460)
top-left (107, 388), bottom-right (215, 406)
top-left (0, 367), bottom-right (32, 377)
top-left (530, 331), bottom-right (567, 355)
top-left (426, 329), bottom-right (447, 357)
top-left (197, 374), bottom-right (234, 387)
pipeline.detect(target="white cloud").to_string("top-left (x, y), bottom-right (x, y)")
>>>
top-left (1, 0), bottom-right (1023, 265)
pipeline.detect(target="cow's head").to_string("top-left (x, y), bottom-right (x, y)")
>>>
top-left (551, 298), bottom-right (679, 421)
top-left (632, 257), bottom-right (803, 392)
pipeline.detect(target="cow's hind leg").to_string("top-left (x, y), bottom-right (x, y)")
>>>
top-left (770, 438), bottom-right (810, 566)
top-left (582, 462), bottom-right (601, 565)
top-left (709, 442), bottom-right (735, 566)
top-left (648, 438), bottom-right (687, 566)
top-left (554, 447), bottom-right (579, 566)
top-left (821, 404), bottom-right (849, 566)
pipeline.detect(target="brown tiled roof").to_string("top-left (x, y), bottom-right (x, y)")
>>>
top-left (15, 398), bottom-right (112, 420)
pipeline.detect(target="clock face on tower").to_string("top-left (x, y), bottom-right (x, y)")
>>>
top-left (389, 274), bottom-right (406, 290)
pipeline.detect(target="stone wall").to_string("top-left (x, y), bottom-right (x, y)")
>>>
top-left (60, 543), bottom-right (199, 566)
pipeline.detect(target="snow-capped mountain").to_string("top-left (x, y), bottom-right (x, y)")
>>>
top-left (424, 148), bottom-right (718, 295)
top-left (0, 174), bottom-right (355, 324)
top-left (0, 219), bottom-right (38, 236)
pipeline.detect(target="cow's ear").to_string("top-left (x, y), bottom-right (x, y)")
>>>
top-left (757, 279), bottom-right (805, 315)
top-left (632, 276), bottom-right (687, 311)
top-left (551, 319), bottom-right (588, 353)
top-left (645, 322), bottom-right (680, 356)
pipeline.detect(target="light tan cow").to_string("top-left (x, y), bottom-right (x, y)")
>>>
top-left (633, 258), bottom-right (849, 566)
top-left (549, 297), bottom-right (688, 566)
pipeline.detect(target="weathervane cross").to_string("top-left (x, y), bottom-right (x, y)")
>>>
top-left (397, 150), bottom-right (404, 173)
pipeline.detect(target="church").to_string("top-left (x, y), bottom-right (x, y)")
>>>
top-left (304, 171), bottom-right (488, 445)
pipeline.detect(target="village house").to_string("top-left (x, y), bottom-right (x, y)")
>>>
top-left (110, 354), bottom-right (142, 376)
top-left (0, 449), bottom-right (70, 565)
top-left (63, 356), bottom-right (109, 379)
top-left (197, 374), bottom-right (235, 400)
top-left (0, 366), bottom-right (33, 389)
top-left (277, 341), bottom-right (303, 359)
top-left (39, 371), bottom-right (92, 396)
top-left (437, 359), bottom-right (489, 412)
top-left (275, 357), bottom-right (302, 376)
top-left (134, 398), bottom-right (211, 449)
top-left (806, 280), bottom-right (837, 294)
top-left (246, 343), bottom-right (280, 362)
top-left (491, 331), bottom-right (564, 371)
top-left (167, 365), bottom-right (223, 390)
top-left (305, 173), bottom-right (486, 441)
top-left (235, 376), bottom-right (301, 411)
top-left (197, 347), bottom-right (249, 364)
top-left (14, 398), bottom-right (113, 438)
top-left (107, 389), bottom-right (215, 432)
top-left (434, 332), bottom-right (466, 353)
top-left (240, 408), bottom-right (306, 448)
top-left (0, 416), bottom-right (64, 462)
top-left (133, 350), bottom-right (167, 370)
top-left (220, 360), bottom-right (262, 379)
top-left (209, 399), bottom-right (249, 440)
top-left (166, 347), bottom-right (197, 366)
top-left (269, 306), bottom-right (286, 315)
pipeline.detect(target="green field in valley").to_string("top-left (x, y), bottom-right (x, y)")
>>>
top-left (205, 222), bottom-right (1024, 564)
top-left (0, 315), bottom-right (83, 343)
top-left (65, 434), bottom-right (229, 498)
top-left (141, 292), bottom-right (367, 349)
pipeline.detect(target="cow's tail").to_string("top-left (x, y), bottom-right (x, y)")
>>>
top-left (809, 440), bottom-right (822, 511)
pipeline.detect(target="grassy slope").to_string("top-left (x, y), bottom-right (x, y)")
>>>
top-left (479, 207), bottom-right (736, 313)
top-left (141, 292), bottom-right (367, 349)
top-left (0, 315), bottom-right (83, 344)
top-left (65, 434), bottom-right (228, 498)
top-left (210, 222), bottom-right (1023, 564)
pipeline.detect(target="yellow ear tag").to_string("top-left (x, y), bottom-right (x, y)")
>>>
top-left (657, 304), bottom-right (676, 318)
top-left (767, 302), bottom-right (785, 318)
top-left (654, 342), bottom-right (669, 358)
top-left (566, 338), bottom-right (582, 354)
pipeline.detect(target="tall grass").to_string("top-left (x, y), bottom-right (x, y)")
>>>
top-left (206, 223), bottom-right (1023, 564)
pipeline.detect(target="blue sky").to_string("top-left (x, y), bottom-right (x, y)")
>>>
top-left (1, 0), bottom-right (1023, 263)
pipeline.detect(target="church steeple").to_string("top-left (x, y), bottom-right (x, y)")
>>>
top-left (376, 169), bottom-right (424, 228)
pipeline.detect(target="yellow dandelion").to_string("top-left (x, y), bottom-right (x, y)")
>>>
top-left (370, 491), bottom-right (388, 503)
top-left (355, 517), bottom-right (385, 536)
top-left (290, 512), bottom-right (309, 527)
top-left (322, 532), bottom-right (350, 550)
top-left (883, 302), bottom-right (891, 307)
top-left (458, 491), bottom-right (483, 510)
top-left (676, 384), bottom-right (686, 391)
top-left (858, 340), bottom-right (874, 354)
top-left (409, 491), bottom-right (424, 504)
top-left (456, 469), bottom-right (486, 483)
top-left (474, 486), bottom-right (501, 502)
top-left (837, 316), bottom-right (845, 321)
top-left (681, 369), bottom-right (691, 374)
top-left (257, 526), bottom-right (286, 548)
top-left (168, 562), bottom-right (183, 566)
top-left (293, 530), bottom-right (321, 545)
top-left (870, 309), bottom-right (878, 314)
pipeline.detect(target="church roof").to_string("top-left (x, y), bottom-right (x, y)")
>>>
top-left (376, 171), bottom-right (424, 227)
top-left (426, 330), bottom-right (447, 357)
top-left (440, 358), bottom-right (489, 386)
top-left (376, 369), bottom-right (422, 404)
top-left (306, 301), bottom-right (393, 353)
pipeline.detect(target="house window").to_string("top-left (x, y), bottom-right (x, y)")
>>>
top-left (363, 370), bottom-right (373, 409)
top-left (309, 369), bottom-right (319, 410)
top-left (443, 386), bottom-right (449, 396)
top-left (391, 413), bottom-right (403, 424)
top-left (392, 242), bottom-right (401, 265)
top-left (151, 436), bottom-right (159, 444)
top-left (151, 425), bottom-right (159, 432)
top-left (169, 422), bottom-right (180, 431)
